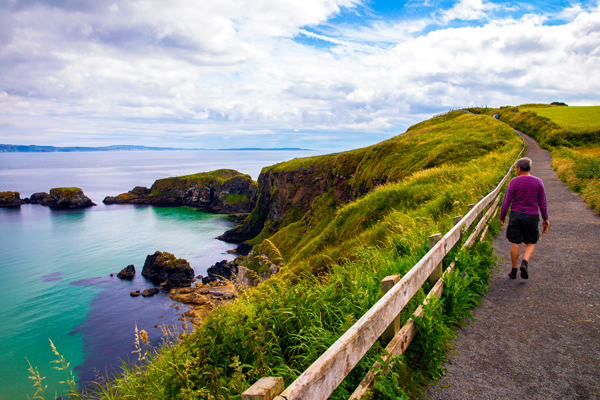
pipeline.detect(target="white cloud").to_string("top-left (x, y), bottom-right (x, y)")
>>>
top-left (441, 0), bottom-right (500, 22)
top-left (0, 0), bottom-right (599, 149)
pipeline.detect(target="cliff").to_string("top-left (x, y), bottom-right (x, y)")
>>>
top-left (103, 169), bottom-right (257, 214)
top-left (0, 191), bottom-right (22, 207)
top-left (220, 112), bottom-right (521, 269)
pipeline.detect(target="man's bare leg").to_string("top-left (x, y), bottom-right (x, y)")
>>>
top-left (510, 243), bottom-right (521, 269)
top-left (523, 243), bottom-right (535, 262)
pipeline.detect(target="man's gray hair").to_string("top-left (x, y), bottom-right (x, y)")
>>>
top-left (515, 157), bottom-right (532, 172)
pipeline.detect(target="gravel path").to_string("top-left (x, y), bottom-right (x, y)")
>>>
top-left (426, 131), bottom-right (600, 399)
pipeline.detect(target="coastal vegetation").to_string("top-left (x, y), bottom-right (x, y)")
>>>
top-left (29, 112), bottom-right (522, 399)
top-left (469, 104), bottom-right (600, 213)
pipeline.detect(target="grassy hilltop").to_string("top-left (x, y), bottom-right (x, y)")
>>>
top-left (32, 112), bottom-right (523, 400)
top-left (469, 104), bottom-right (600, 213)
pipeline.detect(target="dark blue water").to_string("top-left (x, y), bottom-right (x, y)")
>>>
top-left (0, 150), bottom-right (316, 399)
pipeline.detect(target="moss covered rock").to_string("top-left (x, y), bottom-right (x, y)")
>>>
top-left (0, 191), bottom-right (22, 207)
top-left (141, 251), bottom-right (194, 287)
top-left (103, 169), bottom-right (257, 214)
top-left (41, 188), bottom-right (96, 208)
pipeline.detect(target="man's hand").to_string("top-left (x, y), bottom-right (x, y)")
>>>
top-left (542, 219), bottom-right (550, 234)
top-left (500, 219), bottom-right (505, 225)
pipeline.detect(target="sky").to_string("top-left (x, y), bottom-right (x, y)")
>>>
top-left (0, 0), bottom-right (599, 151)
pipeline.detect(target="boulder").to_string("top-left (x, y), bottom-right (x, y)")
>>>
top-left (236, 242), bottom-right (253, 256)
top-left (130, 290), bottom-right (142, 297)
top-left (169, 292), bottom-right (210, 305)
top-left (141, 288), bottom-right (160, 297)
top-left (0, 191), bottom-right (22, 207)
top-left (207, 259), bottom-right (238, 281)
top-left (202, 276), bottom-right (217, 285)
top-left (24, 192), bottom-right (51, 204)
top-left (117, 264), bottom-right (136, 279)
top-left (141, 251), bottom-right (194, 286)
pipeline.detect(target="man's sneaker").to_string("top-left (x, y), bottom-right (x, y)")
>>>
top-left (508, 268), bottom-right (518, 279)
top-left (520, 260), bottom-right (529, 279)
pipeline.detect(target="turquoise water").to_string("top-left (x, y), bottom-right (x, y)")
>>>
top-left (0, 150), bottom-right (315, 399)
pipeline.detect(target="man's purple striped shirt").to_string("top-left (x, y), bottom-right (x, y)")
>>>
top-left (499, 175), bottom-right (548, 221)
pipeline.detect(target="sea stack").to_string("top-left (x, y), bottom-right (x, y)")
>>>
top-left (0, 191), bottom-right (22, 207)
top-left (141, 251), bottom-right (194, 287)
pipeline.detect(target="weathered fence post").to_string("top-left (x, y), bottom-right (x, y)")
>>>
top-left (428, 233), bottom-right (443, 284)
top-left (453, 215), bottom-right (463, 227)
top-left (380, 274), bottom-right (402, 344)
top-left (241, 377), bottom-right (284, 400)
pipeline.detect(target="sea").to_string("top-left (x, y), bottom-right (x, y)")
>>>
top-left (0, 149), bottom-right (319, 399)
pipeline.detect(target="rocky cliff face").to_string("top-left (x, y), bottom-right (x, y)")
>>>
top-left (22, 188), bottom-right (96, 208)
top-left (103, 169), bottom-right (257, 214)
top-left (218, 153), bottom-right (368, 243)
top-left (0, 191), bottom-right (22, 207)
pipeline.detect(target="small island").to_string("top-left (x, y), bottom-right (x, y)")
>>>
top-left (1, 188), bottom-right (96, 209)
top-left (103, 169), bottom-right (257, 214)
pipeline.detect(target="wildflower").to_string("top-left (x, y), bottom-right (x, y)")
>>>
top-left (140, 329), bottom-right (148, 344)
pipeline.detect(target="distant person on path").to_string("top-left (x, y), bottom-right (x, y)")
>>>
top-left (499, 157), bottom-right (550, 279)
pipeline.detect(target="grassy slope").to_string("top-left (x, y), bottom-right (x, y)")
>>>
top-left (260, 112), bottom-right (518, 274)
top-left (469, 104), bottom-right (600, 213)
top-left (43, 112), bottom-right (522, 400)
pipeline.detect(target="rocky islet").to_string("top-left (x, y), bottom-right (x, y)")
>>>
top-left (1, 188), bottom-right (96, 208)
top-left (102, 169), bottom-right (258, 214)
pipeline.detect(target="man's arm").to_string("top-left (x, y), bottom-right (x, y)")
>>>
top-left (538, 181), bottom-right (549, 221)
top-left (499, 180), bottom-right (516, 224)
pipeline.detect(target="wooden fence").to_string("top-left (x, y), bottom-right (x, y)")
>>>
top-left (242, 142), bottom-right (525, 400)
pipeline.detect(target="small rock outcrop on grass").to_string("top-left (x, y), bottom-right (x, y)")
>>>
top-left (0, 191), bottom-right (22, 207)
top-left (117, 264), bottom-right (135, 279)
top-left (141, 251), bottom-right (194, 287)
top-left (103, 169), bottom-right (257, 214)
top-left (23, 188), bottom-right (96, 208)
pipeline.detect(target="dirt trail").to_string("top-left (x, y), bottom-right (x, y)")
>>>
top-left (427, 131), bottom-right (600, 399)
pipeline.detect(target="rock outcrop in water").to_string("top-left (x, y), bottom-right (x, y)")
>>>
top-left (25, 192), bottom-right (52, 204)
top-left (0, 191), bottom-right (22, 207)
top-left (103, 169), bottom-right (257, 214)
top-left (23, 188), bottom-right (96, 208)
top-left (141, 251), bottom-right (194, 287)
top-left (117, 264), bottom-right (136, 279)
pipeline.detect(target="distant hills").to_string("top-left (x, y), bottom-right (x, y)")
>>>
top-left (0, 144), bottom-right (311, 153)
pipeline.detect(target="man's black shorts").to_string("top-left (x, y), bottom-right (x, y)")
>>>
top-left (507, 211), bottom-right (540, 244)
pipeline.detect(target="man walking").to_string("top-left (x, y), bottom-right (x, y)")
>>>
top-left (499, 157), bottom-right (550, 279)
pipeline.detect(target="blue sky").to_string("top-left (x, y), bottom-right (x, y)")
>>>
top-left (0, 0), bottom-right (599, 150)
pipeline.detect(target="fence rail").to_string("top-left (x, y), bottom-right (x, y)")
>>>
top-left (242, 135), bottom-right (525, 400)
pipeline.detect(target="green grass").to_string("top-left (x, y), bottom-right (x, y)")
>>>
top-left (519, 105), bottom-right (600, 130)
top-left (29, 112), bottom-right (523, 400)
